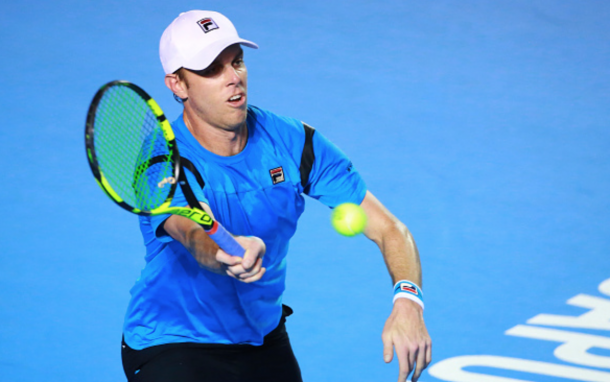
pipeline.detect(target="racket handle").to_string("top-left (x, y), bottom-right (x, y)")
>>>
top-left (206, 222), bottom-right (246, 258)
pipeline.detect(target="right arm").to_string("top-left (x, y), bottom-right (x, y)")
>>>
top-left (162, 208), bottom-right (267, 283)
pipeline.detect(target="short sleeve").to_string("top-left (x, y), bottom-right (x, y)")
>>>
top-left (304, 129), bottom-right (367, 208)
top-left (150, 167), bottom-right (210, 242)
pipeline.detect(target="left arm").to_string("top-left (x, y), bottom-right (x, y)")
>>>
top-left (360, 191), bottom-right (432, 382)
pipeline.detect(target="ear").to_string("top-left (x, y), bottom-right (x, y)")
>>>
top-left (165, 73), bottom-right (188, 101)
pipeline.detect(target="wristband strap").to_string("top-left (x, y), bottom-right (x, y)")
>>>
top-left (393, 280), bottom-right (424, 310)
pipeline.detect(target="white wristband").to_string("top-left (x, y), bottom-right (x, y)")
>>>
top-left (393, 280), bottom-right (424, 310)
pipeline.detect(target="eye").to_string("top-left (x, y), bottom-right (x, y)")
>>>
top-left (200, 64), bottom-right (221, 77)
top-left (233, 56), bottom-right (245, 67)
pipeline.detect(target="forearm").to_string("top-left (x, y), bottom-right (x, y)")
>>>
top-left (183, 225), bottom-right (225, 273)
top-left (163, 214), bottom-right (267, 282)
top-left (164, 215), bottom-right (224, 273)
top-left (377, 222), bottom-right (422, 287)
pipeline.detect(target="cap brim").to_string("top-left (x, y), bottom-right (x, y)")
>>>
top-left (182, 37), bottom-right (258, 72)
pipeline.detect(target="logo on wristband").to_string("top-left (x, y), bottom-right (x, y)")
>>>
top-left (400, 283), bottom-right (418, 295)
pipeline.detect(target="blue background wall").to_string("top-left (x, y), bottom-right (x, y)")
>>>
top-left (1, 1), bottom-right (609, 381)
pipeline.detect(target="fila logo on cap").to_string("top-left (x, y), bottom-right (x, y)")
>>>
top-left (197, 18), bottom-right (219, 33)
top-left (269, 167), bottom-right (285, 185)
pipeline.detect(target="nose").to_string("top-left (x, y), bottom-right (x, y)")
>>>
top-left (225, 64), bottom-right (242, 87)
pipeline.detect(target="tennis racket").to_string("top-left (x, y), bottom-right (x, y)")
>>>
top-left (84, 80), bottom-right (245, 257)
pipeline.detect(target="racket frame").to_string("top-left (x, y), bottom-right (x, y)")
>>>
top-left (85, 80), bottom-right (180, 215)
top-left (85, 81), bottom-right (244, 257)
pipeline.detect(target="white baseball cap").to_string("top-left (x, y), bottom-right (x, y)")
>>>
top-left (160, 10), bottom-right (258, 74)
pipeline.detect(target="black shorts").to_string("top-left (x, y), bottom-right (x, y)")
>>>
top-left (121, 305), bottom-right (302, 382)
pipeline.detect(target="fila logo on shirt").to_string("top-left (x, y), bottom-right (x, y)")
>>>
top-left (400, 284), bottom-right (418, 295)
top-left (197, 18), bottom-right (219, 33)
top-left (269, 167), bottom-right (285, 185)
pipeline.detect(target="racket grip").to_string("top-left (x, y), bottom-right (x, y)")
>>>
top-left (206, 222), bottom-right (246, 258)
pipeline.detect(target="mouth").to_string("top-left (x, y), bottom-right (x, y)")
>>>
top-left (227, 93), bottom-right (246, 107)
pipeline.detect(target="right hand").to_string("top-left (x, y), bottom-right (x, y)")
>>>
top-left (216, 236), bottom-right (266, 283)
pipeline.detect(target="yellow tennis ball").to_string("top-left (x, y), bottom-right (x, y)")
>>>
top-left (331, 203), bottom-right (367, 237)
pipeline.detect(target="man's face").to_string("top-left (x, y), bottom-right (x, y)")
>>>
top-left (181, 44), bottom-right (248, 131)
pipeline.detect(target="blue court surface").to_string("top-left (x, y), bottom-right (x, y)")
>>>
top-left (2, 1), bottom-right (610, 381)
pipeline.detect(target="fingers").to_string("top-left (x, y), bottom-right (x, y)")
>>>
top-left (383, 333), bottom-right (412, 382)
top-left (382, 333), bottom-right (394, 363)
top-left (402, 339), bottom-right (431, 382)
top-left (221, 245), bottom-right (265, 283)
top-left (407, 347), bottom-right (416, 379)
top-left (215, 249), bottom-right (242, 267)
top-left (239, 267), bottom-right (266, 283)
top-left (235, 236), bottom-right (266, 270)
top-left (225, 266), bottom-right (266, 283)
top-left (227, 258), bottom-right (263, 279)
top-left (209, 236), bottom-right (267, 283)
top-left (241, 245), bottom-right (258, 269)
top-left (412, 346), bottom-right (425, 382)
top-left (394, 341), bottom-right (414, 382)
top-left (383, 332), bottom-right (432, 382)
top-left (240, 258), bottom-right (264, 278)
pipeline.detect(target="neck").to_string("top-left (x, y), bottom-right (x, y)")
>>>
top-left (182, 109), bottom-right (248, 157)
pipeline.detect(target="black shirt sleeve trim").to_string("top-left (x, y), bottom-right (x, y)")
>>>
top-left (299, 123), bottom-right (316, 194)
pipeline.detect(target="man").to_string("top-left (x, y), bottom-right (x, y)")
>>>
top-left (121, 10), bottom-right (431, 382)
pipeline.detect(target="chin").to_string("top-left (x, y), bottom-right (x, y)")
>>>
top-left (225, 112), bottom-right (248, 131)
top-left (234, 107), bottom-right (248, 123)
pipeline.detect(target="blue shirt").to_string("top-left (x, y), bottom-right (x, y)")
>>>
top-left (123, 105), bottom-right (367, 350)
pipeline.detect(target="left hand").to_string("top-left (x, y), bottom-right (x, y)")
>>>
top-left (217, 235), bottom-right (266, 283)
top-left (382, 298), bottom-right (432, 382)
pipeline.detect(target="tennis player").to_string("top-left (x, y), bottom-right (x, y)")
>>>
top-left (121, 10), bottom-right (431, 382)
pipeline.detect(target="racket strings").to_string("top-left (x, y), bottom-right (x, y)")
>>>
top-left (93, 85), bottom-right (175, 211)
